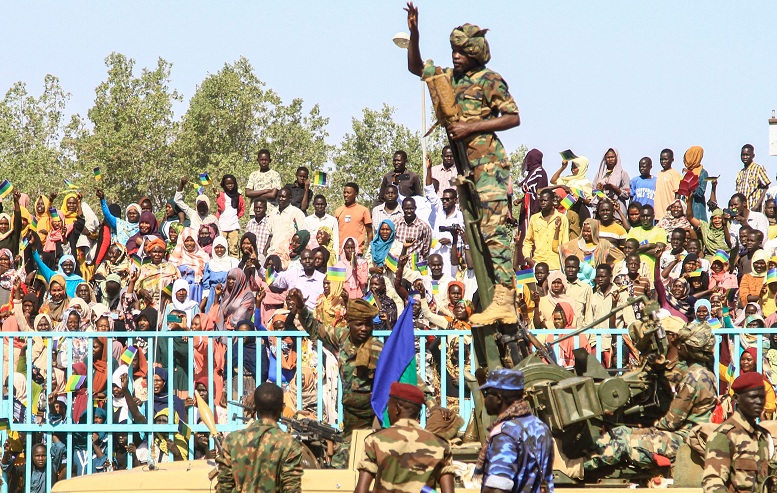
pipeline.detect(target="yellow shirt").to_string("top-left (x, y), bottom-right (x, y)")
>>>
top-left (523, 210), bottom-right (569, 271)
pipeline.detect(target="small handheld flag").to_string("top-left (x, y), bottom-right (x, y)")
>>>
top-left (431, 280), bottom-right (439, 295)
top-left (416, 261), bottom-right (429, 276)
top-left (767, 268), bottom-right (777, 285)
top-left (63, 179), bottom-right (79, 190)
top-left (93, 167), bottom-right (102, 181)
top-left (364, 292), bottom-right (376, 305)
top-left (312, 171), bottom-right (328, 186)
top-left (161, 283), bottom-right (174, 299)
top-left (50, 208), bottom-right (60, 222)
top-left (410, 252), bottom-right (419, 271)
top-left (30, 216), bottom-right (38, 231)
top-left (687, 269), bottom-right (703, 278)
top-left (266, 265), bottom-right (277, 284)
top-left (515, 268), bottom-right (536, 285)
top-left (708, 318), bottom-right (723, 330)
top-left (198, 173), bottom-right (211, 186)
top-left (384, 253), bottom-right (399, 272)
top-left (726, 362), bottom-right (736, 380)
top-left (712, 250), bottom-right (730, 265)
top-left (179, 421), bottom-right (193, 441)
top-left (0, 180), bottom-right (12, 199)
top-left (430, 238), bottom-right (439, 249)
top-left (21, 237), bottom-right (29, 250)
top-left (559, 149), bottom-right (578, 161)
top-left (66, 375), bottom-right (86, 392)
top-left (569, 187), bottom-right (584, 199)
top-left (560, 193), bottom-right (576, 211)
top-left (120, 346), bottom-right (138, 365)
top-left (327, 266), bottom-right (346, 282)
top-left (592, 189), bottom-right (606, 199)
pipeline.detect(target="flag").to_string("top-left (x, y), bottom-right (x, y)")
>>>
top-left (559, 149), bottom-right (578, 161)
top-left (726, 362), bottom-right (736, 381)
top-left (417, 261), bottom-right (428, 276)
top-left (30, 216), bottom-right (38, 231)
top-left (560, 193), bottom-right (576, 211)
top-left (266, 265), bottom-right (277, 284)
top-left (327, 266), bottom-right (346, 282)
top-left (515, 268), bottom-right (536, 285)
top-left (371, 297), bottom-right (418, 427)
top-left (179, 421), bottom-right (193, 441)
top-left (311, 171), bottom-right (328, 186)
top-left (708, 318), bottom-right (722, 330)
top-left (364, 292), bottom-right (376, 305)
top-left (21, 237), bottom-right (29, 250)
top-left (0, 418), bottom-right (9, 431)
top-left (162, 283), bottom-right (173, 299)
top-left (66, 375), bottom-right (86, 392)
top-left (49, 208), bottom-right (60, 222)
top-left (712, 250), bottom-right (730, 264)
top-left (130, 254), bottom-right (142, 271)
top-left (430, 238), bottom-right (439, 249)
top-left (569, 187), bottom-right (584, 199)
top-left (767, 268), bottom-right (777, 285)
top-left (431, 280), bottom-right (439, 295)
top-left (384, 253), bottom-right (398, 272)
top-left (592, 189), bottom-right (606, 199)
top-left (410, 252), bottom-right (419, 271)
top-left (93, 167), bottom-right (102, 181)
top-left (583, 253), bottom-right (594, 266)
top-left (0, 179), bottom-right (12, 199)
top-left (63, 179), bottom-right (79, 190)
top-left (121, 346), bottom-right (138, 365)
top-left (687, 269), bottom-right (703, 278)
top-left (198, 173), bottom-right (211, 186)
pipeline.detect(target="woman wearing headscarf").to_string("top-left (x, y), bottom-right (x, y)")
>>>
top-left (148, 408), bottom-right (188, 462)
top-left (174, 178), bottom-right (218, 232)
top-left (560, 218), bottom-right (624, 268)
top-left (32, 251), bottom-right (85, 298)
top-left (516, 149), bottom-right (548, 265)
top-left (73, 407), bottom-right (109, 475)
top-left (369, 219), bottom-right (397, 273)
top-left (160, 198), bottom-right (186, 240)
top-left (550, 155), bottom-right (594, 223)
top-left (152, 367), bottom-right (186, 423)
top-left (162, 279), bottom-right (200, 330)
top-left (316, 278), bottom-right (347, 328)
top-left (201, 236), bottom-right (239, 313)
top-left (95, 242), bottom-right (130, 280)
top-left (135, 238), bottom-right (181, 309)
top-left (39, 274), bottom-right (71, 324)
top-left (286, 230), bottom-right (311, 271)
top-left (687, 197), bottom-right (731, 259)
top-left (0, 248), bottom-right (20, 308)
top-left (657, 198), bottom-right (693, 238)
top-left (310, 226), bottom-right (337, 266)
top-left (214, 268), bottom-right (254, 331)
top-left (61, 193), bottom-right (101, 282)
top-left (683, 146), bottom-right (709, 222)
top-left (337, 237), bottom-right (369, 299)
top-left (97, 189), bottom-right (140, 247)
top-left (0, 191), bottom-right (22, 254)
top-left (533, 271), bottom-right (578, 332)
top-left (165, 221), bottom-right (184, 256)
top-left (197, 223), bottom-right (219, 256)
top-left (739, 249), bottom-right (769, 308)
top-left (125, 210), bottom-right (162, 257)
top-left (312, 246), bottom-right (331, 274)
top-left (545, 301), bottom-right (593, 366)
top-left (592, 148), bottom-right (630, 216)
top-left (168, 226), bottom-right (209, 302)
top-left (33, 194), bottom-right (53, 243)
top-left (655, 255), bottom-right (696, 322)
top-left (237, 232), bottom-right (263, 290)
top-left (727, 347), bottom-right (776, 419)
top-left (156, 308), bottom-right (191, 399)
top-left (693, 299), bottom-right (712, 323)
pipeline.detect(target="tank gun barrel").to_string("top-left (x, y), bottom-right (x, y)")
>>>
top-left (547, 295), bottom-right (648, 347)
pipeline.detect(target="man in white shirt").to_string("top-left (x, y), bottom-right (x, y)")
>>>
top-left (267, 186), bottom-right (306, 256)
top-left (269, 250), bottom-right (324, 311)
top-left (428, 186), bottom-right (463, 278)
top-left (302, 194), bottom-right (339, 252)
top-left (430, 146), bottom-right (457, 191)
top-left (371, 185), bottom-right (403, 232)
top-left (245, 149), bottom-right (282, 214)
top-left (727, 192), bottom-right (769, 247)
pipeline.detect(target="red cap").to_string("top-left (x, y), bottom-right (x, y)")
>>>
top-left (389, 382), bottom-right (425, 406)
top-left (731, 372), bottom-right (764, 394)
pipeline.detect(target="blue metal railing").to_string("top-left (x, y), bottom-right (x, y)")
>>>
top-left (1, 327), bottom-right (774, 492)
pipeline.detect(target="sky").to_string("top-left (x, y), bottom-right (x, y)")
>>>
top-left (3, 1), bottom-right (777, 201)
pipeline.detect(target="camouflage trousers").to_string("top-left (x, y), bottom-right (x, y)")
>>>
top-left (331, 393), bottom-right (375, 468)
top-left (474, 161), bottom-right (512, 286)
top-left (583, 426), bottom-right (684, 471)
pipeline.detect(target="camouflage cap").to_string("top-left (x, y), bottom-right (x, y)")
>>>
top-left (479, 368), bottom-right (524, 391)
top-left (450, 23), bottom-right (491, 65)
top-left (677, 321), bottom-right (715, 352)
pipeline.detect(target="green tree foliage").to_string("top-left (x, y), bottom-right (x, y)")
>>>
top-left (63, 53), bottom-right (182, 209)
top-left (0, 75), bottom-right (70, 198)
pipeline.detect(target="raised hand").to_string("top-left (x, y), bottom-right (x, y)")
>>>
top-left (404, 2), bottom-right (418, 31)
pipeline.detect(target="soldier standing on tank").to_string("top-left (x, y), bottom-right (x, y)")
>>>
top-left (216, 382), bottom-right (303, 493)
top-left (404, 2), bottom-right (521, 326)
top-left (287, 289), bottom-right (382, 468)
top-left (354, 382), bottom-right (456, 493)
top-left (702, 372), bottom-right (774, 493)
top-left (475, 369), bottom-right (554, 493)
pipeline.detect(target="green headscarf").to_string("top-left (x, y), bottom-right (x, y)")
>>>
top-left (450, 24), bottom-right (491, 65)
top-left (699, 208), bottom-right (728, 258)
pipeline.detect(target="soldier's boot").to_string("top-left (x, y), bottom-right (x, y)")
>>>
top-left (470, 284), bottom-right (518, 326)
top-left (552, 437), bottom-right (584, 480)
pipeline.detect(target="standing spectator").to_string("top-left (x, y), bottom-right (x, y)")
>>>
top-left (266, 187), bottom-right (306, 261)
top-left (286, 166), bottom-right (313, 213)
top-left (431, 188), bottom-right (463, 277)
top-left (592, 148), bottom-right (630, 216)
top-left (590, 264), bottom-right (635, 367)
top-left (378, 150), bottom-right (423, 202)
top-left (625, 204), bottom-right (667, 282)
top-left (430, 145), bottom-right (458, 190)
top-left (335, 182), bottom-right (372, 253)
top-left (245, 199), bottom-right (271, 257)
top-left (174, 177), bottom-right (218, 232)
top-left (683, 146), bottom-right (709, 222)
top-left (302, 195), bottom-right (339, 252)
top-left (727, 192), bottom-right (768, 247)
top-left (630, 157), bottom-right (657, 209)
top-left (394, 198), bottom-right (432, 262)
top-left (735, 144), bottom-right (771, 211)
top-left (523, 190), bottom-right (569, 271)
top-left (215, 174), bottom-right (245, 258)
top-left (516, 149), bottom-right (548, 266)
top-left (654, 149), bottom-right (682, 221)
top-left (371, 185), bottom-right (403, 234)
top-left (550, 155), bottom-right (594, 223)
top-left (245, 149), bottom-right (282, 214)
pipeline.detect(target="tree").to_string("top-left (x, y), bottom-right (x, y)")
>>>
top-left (0, 75), bottom-right (70, 199)
top-left (63, 53), bottom-right (181, 209)
top-left (329, 104), bottom-right (444, 208)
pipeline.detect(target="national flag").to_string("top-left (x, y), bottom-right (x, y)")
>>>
top-left (515, 268), bottom-right (536, 285)
top-left (66, 375), bottom-right (86, 392)
top-left (49, 208), bottom-right (60, 222)
top-left (130, 254), bottom-right (143, 271)
top-left (687, 269), bottom-right (703, 278)
top-left (410, 252), bottom-right (419, 271)
top-left (63, 179), bottom-right (79, 190)
top-left (583, 253), bottom-right (594, 266)
top-left (417, 261), bottom-right (428, 276)
top-left (179, 421), bottom-right (193, 441)
top-left (708, 318), bottom-right (722, 330)
top-left (726, 362), bottom-right (736, 381)
top-left (0, 418), bottom-right (9, 431)
top-left (364, 292), bottom-right (376, 305)
top-left (30, 216), bottom-right (38, 231)
top-left (121, 346), bottom-right (138, 365)
top-left (569, 187), bottom-right (584, 199)
top-left (592, 189), bottom-right (606, 199)
top-left (266, 265), bottom-right (277, 284)
top-left (431, 280), bottom-right (439, 295)
top-left (311, 171), bottom-right (328, 186)
top-left (0, 180), bottom-right (12, 199)
top-left (384, 253), bottom-right (398, 272)
top-left (712, 250), bottom-right (730, 265)
top-left (198, 173), bottom-right (211, 186)
top-left (559, 149), bottom-right (578, 161)
top-left (767, 268), bottom-right (777, 285)
top-left (560, 193), bottom-right (576, 211)
top-left (430, 238), bottom-right (439, 249)
top-left (93, 167), bottom-right (102, 181)
top-left (327, 266), bottom-right (346, 282)
top-left (161, 283), bottom-right (173, 299)
top-left (21, 237), bottom-right (29, 250)
top-left (371, 297), bottom-right (418, 427)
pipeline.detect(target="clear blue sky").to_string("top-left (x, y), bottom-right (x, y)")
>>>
top-left (3, 1), bottom-right (776, 201)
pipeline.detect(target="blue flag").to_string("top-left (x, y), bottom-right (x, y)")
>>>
top-left (371, 297), bottom-right (418, 427)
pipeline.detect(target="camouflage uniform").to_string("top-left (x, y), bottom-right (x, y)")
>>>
top-left (421, 60), bottom-right (518, 286)
top-left (702, 409), bottom-right (774, 493)
top-left (584, 362), bottom-right (717, 470)
top-left (216, 417), bottom-right (303, 493)
top-left (357, 418), bottom-right (455, 493)
top-left (298, 306), bottom-right (384, 468)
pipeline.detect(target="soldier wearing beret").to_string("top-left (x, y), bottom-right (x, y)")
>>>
top-left (354, 382), bottom-right (455, 493)
top-left (287, 288), bottom-right (382, 468)
top-left (475, 369), bottom-right (554, 493)
top-left (702, 372), bottom-right (775, 493)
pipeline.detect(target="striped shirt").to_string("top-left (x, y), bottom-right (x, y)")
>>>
top-left (736, 163), bottom-right (771, 210)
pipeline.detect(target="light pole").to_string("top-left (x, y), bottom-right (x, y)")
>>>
top-left (393, 31), bottom-right (428, 182)
top-left (769, 110), bottom-right (777, 156)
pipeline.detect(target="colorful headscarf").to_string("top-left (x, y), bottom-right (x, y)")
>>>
top-left (683, 146), bottom-right (705, 177)
top-left (370, 219), bottom-right (396, 267)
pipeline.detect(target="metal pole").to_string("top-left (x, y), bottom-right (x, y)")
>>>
top-left (421, 81), bottom-right (427, 181)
